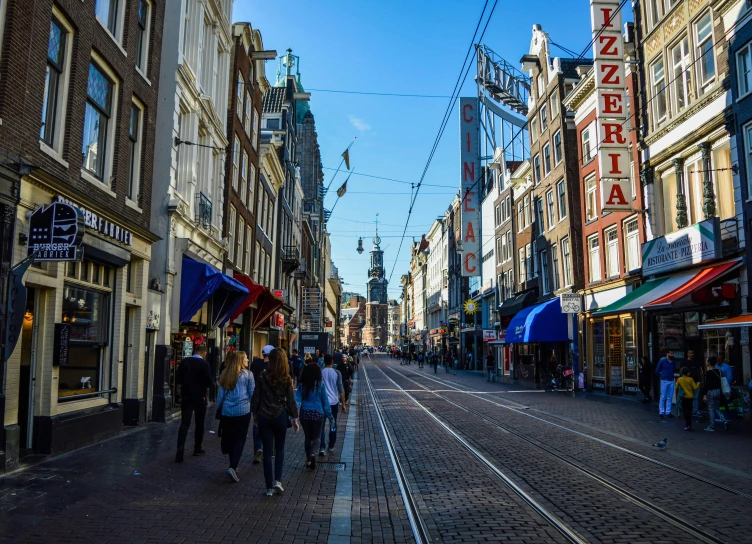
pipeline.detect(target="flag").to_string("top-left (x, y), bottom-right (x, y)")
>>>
top-left (342, 148), bottom-right (351, 170)
top-left (336, 179), bottom-right (348, 197)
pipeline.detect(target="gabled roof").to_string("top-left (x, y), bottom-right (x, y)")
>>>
top-left (263, 87), bottom-right (286, 113)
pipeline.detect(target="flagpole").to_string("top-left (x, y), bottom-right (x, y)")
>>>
top-left (328, 169), bottom-right (354, 217)
top-left (324, 137), bottom-right (356, 195)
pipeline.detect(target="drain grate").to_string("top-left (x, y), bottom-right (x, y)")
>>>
top-left (318, 462), bottom-right (346, 471)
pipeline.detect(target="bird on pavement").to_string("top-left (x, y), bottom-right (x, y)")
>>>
top-left (652, 438), bottom-right (667, 448)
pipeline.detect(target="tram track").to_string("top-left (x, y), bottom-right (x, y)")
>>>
top-left (368, 356), bottom-right (733, 544)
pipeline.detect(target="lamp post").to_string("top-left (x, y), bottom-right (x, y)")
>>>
top-left (455, 241), bottom-right (464, 374)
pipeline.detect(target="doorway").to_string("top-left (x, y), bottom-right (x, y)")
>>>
top-left (18, 287), bottom-right (38, 454)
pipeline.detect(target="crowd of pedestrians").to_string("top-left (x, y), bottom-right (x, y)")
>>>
top-left (173, 343), bottom-right (356, 496)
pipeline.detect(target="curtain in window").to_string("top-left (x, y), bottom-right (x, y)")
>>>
top-left (713, 141), bottom-right (734, 220)
top-left (660, 170), bottom-right (678, 234)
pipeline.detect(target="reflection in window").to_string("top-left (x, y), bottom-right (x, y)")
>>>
top-left (41, 18), bottom-right (67, 145)
top-left (82, 63), bottom-right (113, 180)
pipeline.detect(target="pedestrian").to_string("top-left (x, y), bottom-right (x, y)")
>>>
top-left (320, 354), bottom-right (347, 455)
top-left (296, 364), bottom-right (333, 470)
top-left (175, 343), bottom-right (213, 463)
top-left (486, 349), bottom-right (496, 382)
top-left (290, 349), bottom-right (304, 386)
top-left (702, 357), bottom-right (728, 432)
top-left (216, 351), bottom-right (255, 482)
top-left (418, 351), bottom-right (424, 368)
top-left (249, 345), bottom-right (273, 464)
top-left (304, 352), bottom-right (313, 365)
top-left (251, 348), bottom-right (300, 496)
top-left (318, 351), bottom-right (325, 369)
top-left (685, 349), bottom-right (702, 415)
top-left (433, 351), bottom-right (439, 374)
top-left (675, 366), bottom-right (699, 431)
top-left (655, 350), bottom-right (676, 419)
top-left (336, 353), bottom-right (354, 403)
top-left (638, 355), bottom-right (653, 402)
top-left (466, 351), bottom-right (473, 370)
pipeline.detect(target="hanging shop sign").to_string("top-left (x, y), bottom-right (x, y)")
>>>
top-left (641, 218), bottom-right (721, 276)
top-left (272, 289), bottom-right (286, 302)
top-left (54, 196), bottom-right (133, 246)
top-left (591, 0), bottom-right (632, 212)
top-left (27, 201), bottom-right (84, 261)
top-left (483, 329), bottom-right (497, 342)
top-left (459, 97), bottom-right (481, 276)
top-left (560, 293), bottom-right (583, 314)
top-left (463, 299), bottom-right (479, 315)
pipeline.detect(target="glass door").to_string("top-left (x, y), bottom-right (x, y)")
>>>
top-left (606, 318), bottom-right (623, 394)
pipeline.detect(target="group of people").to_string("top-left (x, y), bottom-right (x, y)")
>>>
top-left (174, 343), bottom-right (355, 496)
top-left (641, 350), bottom-right (735, 432)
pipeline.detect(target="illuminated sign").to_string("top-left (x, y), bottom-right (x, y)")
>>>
top-left (459, 97), bottom-right (481, 276)
top-left (591, 0), bottom-right (632, 212)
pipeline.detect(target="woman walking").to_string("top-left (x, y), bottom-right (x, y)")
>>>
top-left (296, 364), bottom-right (333, 470)
top-left (251, 348), bottom-right (300, 496)
top-left (702, 357), bottom-right (728, 432)
top-left (216, 351), bottom-right (254, 483)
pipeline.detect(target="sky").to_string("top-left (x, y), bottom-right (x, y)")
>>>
top-left (232, 0), bottom-right (595, 299)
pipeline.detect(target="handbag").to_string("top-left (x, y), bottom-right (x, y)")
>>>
top-left (720, 373), bottom-right (731, 399)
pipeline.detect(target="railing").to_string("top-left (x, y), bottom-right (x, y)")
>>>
top-left (194, 192), bottom-right (212, 230)
top-left (720, 217), bottom-right (741, 254)
top-left (282, 246), bottom-right (300, 261)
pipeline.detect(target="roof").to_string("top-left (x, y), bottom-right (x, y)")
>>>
top-left (559, 57), bottom-right (593, 77)
top-left (262, 87), bottom-right (286, 113)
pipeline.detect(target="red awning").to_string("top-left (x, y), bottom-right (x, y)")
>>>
top-left (644, 258), bottom-right (743, 308)
top-left (230, 273), bottom-right (266, 323)
top-left (251, 289), bottom-right (284, 330)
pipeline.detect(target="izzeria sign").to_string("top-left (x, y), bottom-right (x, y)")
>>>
top-left (591, 0), bottom-right (632, 212)
top-left (641, 218), bottom-right (721, 276)
top-left (459, 97), bottom-right (481, 276)
top-left (54, 196), bottom-right (133, 246)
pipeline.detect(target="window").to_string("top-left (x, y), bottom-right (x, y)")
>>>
top-left (553, 130), bottom-right (562, 164)
top-left (537, 73), bottom-right (545, 98)
top-left (240, 150), bottom-right (248, 203)
top-left (495, 205), bottom-right (501, 227)
top-left (266, 118), bottom-right (280, 130)
top-left (95, 0), bottom-right (119, 36)
top-left (652, 58), bottom-right (667, 123)
top-left (244, 92), bottom-right (251, 135)
top-left (536, 198), bottom-right (544, 233)
top-left (606, 228), bottom-right (619, 278)
top-left (248, 163), bottom-right (256, 208)
top-left (237, 217), bottom-right (245, 270)
top-left (540, 104), bottom-right (548, 132)
top-left (266, 253), bottom-right (271, 286)
top-left (670, 36), bottom-right (692, 111)
top-left (519, 247), bottom-right (526, 284)
top-left (254, 241), bottom-right (261, 282)
top-left (647, 0), bottom-right (664, 29)
top-left (232, 137), bottom-right (239, 192)
top-left (588, 235), bottom-right (601, 282)
top-left (582, 126), bottom-right (592, 163)
top-left (530, 115), bottom-right (538, 141)
top-left (506, 231), bottom-right (512, 262)
top-left (501, 233), bottom-right (507, 262)
top-left (585, 174), bottom-right (597, 220)
top-left (41, 17), bottom-right (69, 148)
top-left (245, 225), bottom-right (252, 274)
top-left (541, 250), bottom-right (549, 294)
top-left (228, 205), bottom-right (236, 262)
top-left (533, 154), bottom-right (541, 183)
top-left (82, 62), bottom-right (114, 181)
top-left (696, 12), bottom-right (715, 92)
top-left (557, 180), bottom-right (567, 220)
top-left (517, 202), bottom-right (524, 232)
top-left (495, 237), bottom-right (501, 260)
top-left (737, 42), bottom-right (752, 97)
top-left (253, 109), bottom-right (259, 150)
top-left (136, 0), bottom-right (151, 74)
top-left (543, 143), bottom-right (551, 176)
top-left (524, 195), bottom-right (531, 228)
top-left (551, 244), bottom-right (560, 291)
top-left (505, 196), bottom-right (511, 222)
top-left (236, 75), bottom-right (243, 119)
top-left (624, 218), bottom-right (640, 272)
top-left (550, 96), bottom-right (559, 119)
top-left (546, 190), bottom-right (555, 229)
top-left (562, 237), bottom-right (572, 287)
top-left (525, 243), bottom-right (533, 279)
top-left (127, 101), bottom-right (144, 202)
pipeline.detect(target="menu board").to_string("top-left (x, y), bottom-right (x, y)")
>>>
top-left (657, 313), bottom-right (683, 351)
top-left (610, 366), bottom-right (623, 388)
top-left (53, 323), bottom-right (70, 366)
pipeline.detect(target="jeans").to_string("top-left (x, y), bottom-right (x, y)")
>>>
top-left (487, 368), bottom-right (495, 382)
top-left (706, 389), bottom-right (727, 428)
top-left (433, 362), bottom-right (438, 374)
top-left (320, 404), bottom-right (339, 450)
top-left (258, 411), bottom-right (288, 489)
top-left (176, 400), bottom-right (207, 453)
top-left (253, 425), bottom-right (262, 453)
top-left (301, 417), bottom-right (323, 458)
top-left (681, 398), bottom-right (694, 428)
top-left (222, 413), bottom-right (251, 469)
top-left (658, 380), bottom-right (674, 415)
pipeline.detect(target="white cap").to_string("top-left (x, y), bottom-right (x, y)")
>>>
top-left (262, 345), bottom-right (275, 356)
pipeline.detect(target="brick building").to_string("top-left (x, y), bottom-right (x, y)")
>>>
top-left (0, 0), bottom-right (164, 470)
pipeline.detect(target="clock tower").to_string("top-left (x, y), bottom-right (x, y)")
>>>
top-left (362, 219), bottom-right (389, 348)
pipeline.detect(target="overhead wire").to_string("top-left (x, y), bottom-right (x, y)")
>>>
top-left (321, 166), bottom-right (457, 188)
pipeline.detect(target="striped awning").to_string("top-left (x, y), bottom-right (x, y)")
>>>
top-left (698, 315), bottom-right (752, 330)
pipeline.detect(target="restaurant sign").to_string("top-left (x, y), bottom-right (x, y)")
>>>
top-left (54, 196), bottom-right (133, 246)
top-left (27, 201), bottom-right (84, 261)
top-left (641, 218), bottom-right (721, 276)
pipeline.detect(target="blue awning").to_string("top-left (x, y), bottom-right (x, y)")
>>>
top-left (505, 298), bottom-right (569, 344)
top-left (180, 257), bottom-right (250, 327)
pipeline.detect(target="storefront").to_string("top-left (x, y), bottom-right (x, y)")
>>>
top-left (227, 273), bottom-right (283, 359)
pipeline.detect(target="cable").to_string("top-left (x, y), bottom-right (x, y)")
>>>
top-left (307, 88), bottom-right (453, 99)
top-left (321, 166), bottom-right (457, 188)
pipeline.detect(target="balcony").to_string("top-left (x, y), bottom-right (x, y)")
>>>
top-left (281, 245), bottom-right (301, 273)
top-left (194, 192), bottom-right (212, 230)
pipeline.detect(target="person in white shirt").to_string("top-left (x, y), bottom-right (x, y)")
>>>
top-left (320, 354), bottom-right (347, 455)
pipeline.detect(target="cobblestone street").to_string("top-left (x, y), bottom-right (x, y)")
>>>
top-left (1, 354), bottom-right (751, 543)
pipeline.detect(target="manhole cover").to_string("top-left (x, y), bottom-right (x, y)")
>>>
top-left (318, 462), bottom-right (346, 471)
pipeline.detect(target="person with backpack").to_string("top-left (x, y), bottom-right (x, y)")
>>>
top-left (296, 364), bottom-right (333, 470)
top-left (655, 350), bottom-right (677, 418)
top-left (702, 357), bottom-right (729, 432)
top-left (336, 355), bottom-right (354, 403)
top-left (216, 351), bottom-right (254, 482)
top-left (249, 345), bottom-right (273, 464)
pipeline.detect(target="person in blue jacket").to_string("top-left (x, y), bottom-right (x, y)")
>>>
top-left (655, 350), bottom-right (677, 418)
top-left (295, 364), bottom-right (334, 470)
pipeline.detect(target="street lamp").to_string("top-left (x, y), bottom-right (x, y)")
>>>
top-left (456, 240), bottom-right (464, 255)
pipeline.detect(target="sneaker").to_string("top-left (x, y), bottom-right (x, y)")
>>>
top-left (265, 488), bottom-right (274, 497)
top-left (253, 449), bottom-right (262, 465)
top-left (227, 468), bottom-right (240, 483)
top-left (318, 449), bottom-right (326, 457)
top-left (309, 454), bottom-right (316, 470)
top-left (273, 481), bottom-right (284, 493)
top-left (328, 447), bottom-right (335, 453)
top-left (704, 426), bottom-right (715, 432)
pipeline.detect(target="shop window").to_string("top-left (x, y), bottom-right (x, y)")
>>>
top-left (605, 227), bottom-right (619, 278)
top-left (624, 317), bottom-right (637, 381)
top-left (592, 319), bottom-right (605, 378)
top-left (657, 313), bottom-right (684, 353)
top-left (695, 12), bottom-right (716, 94)
top-left (588, 234), bottom-right (601, 283)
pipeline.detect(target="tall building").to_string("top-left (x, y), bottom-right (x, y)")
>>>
top-left (362, 227), bottom-right (388, 348)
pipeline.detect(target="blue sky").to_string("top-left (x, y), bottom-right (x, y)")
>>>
top-left (233, 0), bottom-right (595, 298)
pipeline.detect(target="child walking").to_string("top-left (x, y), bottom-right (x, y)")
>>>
top-left (675, 366), bottom-right (700, 431)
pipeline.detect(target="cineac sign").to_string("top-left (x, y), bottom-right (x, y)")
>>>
top-left (459, 97), bottom-right (481, 277)
top-left (591, 0), bottom-right (632, 212)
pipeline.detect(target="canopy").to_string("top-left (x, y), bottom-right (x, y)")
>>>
top-left (179, 257), bottom-right (249, 326)
top-left (505, 298), bottom-right (569, 344)
top-left (594, 259), bottom-right (742, 315)
top-left (251, 289), bottom-right (284, 330)
top-left (498, 289), bottom-right (537, 317)
top-left (698, 315), bottom-right (752, 330)
top-left (229, 273), bottom-right (267, 322)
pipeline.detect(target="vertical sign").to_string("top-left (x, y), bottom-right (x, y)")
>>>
top-left (591, 0), bottom-right (632, 212)
top-left (459, 97), bottom-right (481, 276)
top-left (53, 323), bottom-right (70, 366)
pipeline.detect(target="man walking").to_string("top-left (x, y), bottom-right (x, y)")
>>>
top-left (175, 344), bottom-right (213, 462)
top-left (655, 350), bottom-right (677, 419)
top-left (320, 354), bottom-right (347, 455)
top-left (486, 349), bottom-right (496, 382)
top-left (336, 353), bottom-right (354, 403)
top-left (250, 345), bottom-right (274, 464)
top-left (290, 349), bottom-right (304, 386)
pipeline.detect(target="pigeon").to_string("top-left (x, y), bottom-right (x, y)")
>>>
top-left (652, 438), bottom-right (667, 448)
